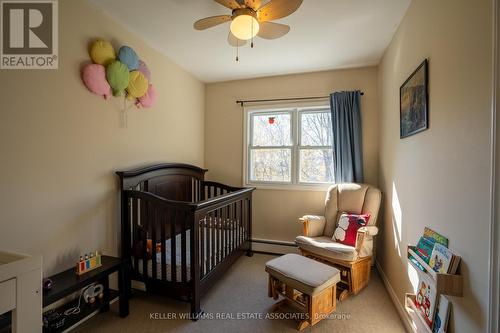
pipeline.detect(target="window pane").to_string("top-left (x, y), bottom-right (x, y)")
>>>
top-left (300, 112), bottom-right (332, 146)
top-left (299, 149), bottom-right (334, 183)
top-left (252, 113), bottom-right (292, 146)
top-left (250, 149), bottom-right (291, 182)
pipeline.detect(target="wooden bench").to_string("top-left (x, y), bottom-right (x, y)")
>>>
top-left (265, 254), bottom-right (340, 330)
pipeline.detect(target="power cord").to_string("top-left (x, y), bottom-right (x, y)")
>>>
top-left (63, 285), bottom-right (94, 316)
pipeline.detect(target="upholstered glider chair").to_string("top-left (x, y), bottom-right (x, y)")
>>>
top-left (295, 183), bottom-right (382, 300)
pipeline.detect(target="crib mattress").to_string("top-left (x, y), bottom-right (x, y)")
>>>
top-left (134, 227), bottom-right (245, 282)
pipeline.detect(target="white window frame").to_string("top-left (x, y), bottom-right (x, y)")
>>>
top-left (243, 101), bottom-right (335, 191)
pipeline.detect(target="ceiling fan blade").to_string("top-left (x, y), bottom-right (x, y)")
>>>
top-left (244, 0), bottom-right (262, 11)
top-left (228, 31), bottom-right (247, 47)
top-left (214, 0), bottom-right (242, 9)
top-left (257, 21), bottom-right (290, 39)
top-left (194, 15), bottom-right (232, 30)
top-left (257, 0), bottom-right (303, 22)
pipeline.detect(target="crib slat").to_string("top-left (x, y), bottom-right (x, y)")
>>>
top-left (161, 208), bottom-right (166, 281)
top-left (151, 203), bottom-right (157, 281)
top-left (221, 207), bottom-right (226, 260)
top-left (236, 201), bottom-right (243, 249)
top-left (142, 201), bottom-right (148, 281)
top-left (211, 211), bottom-right (216, 269)
top-left (170, 209), bottom-right (177, 283)
top-left (228, 203), bottom-right (233, 254)
top-left (131, 198), bottom-right (139, 275)
top-left (205, 216), bottom-right (210, 275)
top-left (181, 210), bottom-right (187, 283)
top-left (200, 216), bottom-right (205, 277)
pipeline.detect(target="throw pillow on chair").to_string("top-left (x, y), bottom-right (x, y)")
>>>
top-left (333, 213), bottom-right (371, 247)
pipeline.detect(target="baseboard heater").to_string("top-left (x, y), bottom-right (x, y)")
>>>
top-left (251, 238), bottom-right (299, 255)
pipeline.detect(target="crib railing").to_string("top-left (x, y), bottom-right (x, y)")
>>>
top-left (195, 183), bottom-right (253, 279)
top-left (121, 183), bottom-right (253, 288)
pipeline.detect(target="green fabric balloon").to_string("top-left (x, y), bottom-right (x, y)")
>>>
top-left (106, 61), bottom-right (129, 96)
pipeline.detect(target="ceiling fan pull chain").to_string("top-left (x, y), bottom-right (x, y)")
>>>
top-left (236, 40), bottom-right (239, 61)
top-left (251, 18), bottom-right (254, 48)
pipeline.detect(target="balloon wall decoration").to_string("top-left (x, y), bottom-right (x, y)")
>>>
top-left (89, 40), bottom-right (116, 66)
top-left (126, 71), bottom-right (149, 100)
top-left (136, 84), bottom-right (157, 108)
top-left (81, 38), bottom-right (157, 110)
top-left (82, 64), bottom-right (111, 99)
top-left (118, 46), bottom-right (139, 71)
top-left (138, 60), bottom-right (152, 82)
top-left (106, 61), bottom-right (130, 96)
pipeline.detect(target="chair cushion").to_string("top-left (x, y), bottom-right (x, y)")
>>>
top-left (265, 254), bottom-right (340, 295)
top-left (295, 236), bottom-right (358, 261)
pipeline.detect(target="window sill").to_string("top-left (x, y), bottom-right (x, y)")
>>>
top-left (244, 183), bottom-right (334, 192)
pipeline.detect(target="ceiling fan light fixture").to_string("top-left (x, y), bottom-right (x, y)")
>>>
top-left (230, 14), bottom-right (259, 40)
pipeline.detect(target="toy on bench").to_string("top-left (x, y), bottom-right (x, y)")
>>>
top-left (75, 251), bottom-right (102, 275)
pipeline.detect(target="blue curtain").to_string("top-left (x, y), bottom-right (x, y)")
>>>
top-left (330, 91), bottom-right (364, 183)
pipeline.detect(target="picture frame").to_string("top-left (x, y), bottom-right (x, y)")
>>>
top-left (400, 59), bottom-right (429, 138)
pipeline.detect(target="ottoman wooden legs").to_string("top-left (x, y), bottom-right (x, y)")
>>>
top-left (268, 275), bottom-right (337, 331)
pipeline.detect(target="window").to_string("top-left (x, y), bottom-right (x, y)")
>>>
top-left (244, 103), bottom-right (334, 189)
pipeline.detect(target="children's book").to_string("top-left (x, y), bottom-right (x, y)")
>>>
top-left (432, 295), bottom-right (451, 333)
top-left (414, 273), bottom-right (437, 327)
top-left (424, 227), bottom-right (449, 247)
top-left (429, 243), bottom-right (453, 274)
top-left (416, 236), bottom-right (435, 264)
top-left (448, 254), bottom-right (461, 274)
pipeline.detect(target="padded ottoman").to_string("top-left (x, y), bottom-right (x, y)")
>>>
top-left (265, 254), bottom-right (340, 330)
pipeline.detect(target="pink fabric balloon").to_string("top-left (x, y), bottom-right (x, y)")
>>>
top-left (136, 84), bottom-right (157, 108)
top-left (138, 60), bottom-right (152, 82)
top-left (82, 64), bottom-right (111, 99)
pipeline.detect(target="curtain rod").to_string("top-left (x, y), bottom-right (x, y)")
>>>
top-left (236, 92), bottom-right (364, 106)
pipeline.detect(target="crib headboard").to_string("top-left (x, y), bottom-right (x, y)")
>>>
top-left (116, 163), bottom-right (207, 203)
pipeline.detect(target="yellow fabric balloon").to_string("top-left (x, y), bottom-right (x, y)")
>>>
top-left (126, 71), bottom-right (149, 100)
top-left (90, 39), bottom-right (116, 66)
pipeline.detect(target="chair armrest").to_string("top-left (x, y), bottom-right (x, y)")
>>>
top-left (298, 215), bottom-right (326, 237)
top-left (358, 226), bottom-right (379, 236)
top-left (355, 226), bottom-right (378, 253)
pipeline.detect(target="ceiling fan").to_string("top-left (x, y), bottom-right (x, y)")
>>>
top-left (194, 0), bottom-right (303, 61)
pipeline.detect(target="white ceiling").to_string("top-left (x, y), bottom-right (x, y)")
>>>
top-left (89, 0), bottom-right (410, 83)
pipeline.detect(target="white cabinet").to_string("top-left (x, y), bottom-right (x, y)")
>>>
top-left (0, 251), bottom-right (42, 333)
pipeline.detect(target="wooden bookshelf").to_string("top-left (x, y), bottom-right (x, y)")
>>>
top-left (407, 246), bottom-right (462, 297)
top-left (405, 293), bottom-right (433, 333)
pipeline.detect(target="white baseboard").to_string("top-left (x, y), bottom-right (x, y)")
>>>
top-left (251, 239), bottom-right (299, 255)
top-left (375, 261), bottom-right (414, 333)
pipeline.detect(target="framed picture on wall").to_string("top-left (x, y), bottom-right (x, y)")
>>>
top-left (400, 59), bottom-right (429, 138)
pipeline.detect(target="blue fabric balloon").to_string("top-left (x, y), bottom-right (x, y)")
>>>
top-left (118, 45), bottom-right (139, 71)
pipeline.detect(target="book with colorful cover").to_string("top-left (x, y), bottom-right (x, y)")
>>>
top-left (414, 273), bottom-right (438, 327)
top-left (424, 227), bottom-right (449, 247)
top-left (429, 243), bottom-right (453, 274)
top-left (416, 236), bottom-right (435, 264)
top-left (408, 252), bottom-right (427, 272)
top-left (433, 295), bottom-right (451, 333)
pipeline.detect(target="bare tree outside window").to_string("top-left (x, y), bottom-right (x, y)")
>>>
top-left (248, 107), bottom-right (335, 186)
top-left (299, 112), bottom-right (334, 183)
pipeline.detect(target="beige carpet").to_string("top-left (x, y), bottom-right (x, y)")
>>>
top-left (74, 253), bottom-right (406, 333)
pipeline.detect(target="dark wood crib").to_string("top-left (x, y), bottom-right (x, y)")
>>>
top-left (116, 163), bottom-right (254, 317)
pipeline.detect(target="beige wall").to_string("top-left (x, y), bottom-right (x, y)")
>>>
top-left (205, 67), bottom-right (379, 242)
top-left (377, 0), bottom-right (493, 332)
top-left (0, 0), bottom-right (205, 276)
